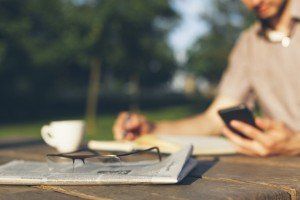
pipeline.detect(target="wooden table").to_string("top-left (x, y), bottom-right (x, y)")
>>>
top-left (0, 136), bottom-right (299, 200)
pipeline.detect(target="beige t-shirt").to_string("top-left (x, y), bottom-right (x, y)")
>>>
top-left (218, 1), bottom-right (300, 131)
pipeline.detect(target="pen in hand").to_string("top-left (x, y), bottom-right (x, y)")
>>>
top-left (121, 112), bottom-right (154, 140)
top-left (122, 113), bottom-right (132, 139)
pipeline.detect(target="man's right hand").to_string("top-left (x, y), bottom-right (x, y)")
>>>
top-left (113, 112), bottom-right (154, 140)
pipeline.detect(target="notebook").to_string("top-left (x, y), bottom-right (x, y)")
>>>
top-left (88, 135), bottom-right (236, 155)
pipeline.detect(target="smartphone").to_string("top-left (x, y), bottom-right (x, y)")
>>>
top-left (218, 104), bottom-right (259, 139)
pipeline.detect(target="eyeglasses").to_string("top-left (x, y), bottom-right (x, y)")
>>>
top-left (46, 147), bottom-right (162, 173)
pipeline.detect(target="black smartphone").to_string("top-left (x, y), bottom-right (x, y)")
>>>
top-left (218, 104), bottom-right (259, 139)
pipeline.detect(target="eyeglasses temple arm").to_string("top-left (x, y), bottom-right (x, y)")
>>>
top-left (117, 146), bottom-right (162, 161)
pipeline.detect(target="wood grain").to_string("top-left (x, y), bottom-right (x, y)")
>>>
top-left (202, 161), bottom-right (300, 200)
top-left (219, 155), bottom-right (300, 168)
top-left (40, 178), bottom-right (290, 200)
top-left (0, 186), bottom-right (80, 200)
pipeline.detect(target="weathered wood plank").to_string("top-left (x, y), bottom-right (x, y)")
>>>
top-left (0, 137), bottom-right (59, 161)
top-left (0, 186), bottom-right (80, 200)
top-left (202, 160), bottom-right (300, 200)
top-left (0, 157), bottom-right (14, 165)
top-left (40, 178), bottom-right (290, 200)
top-left (219, 155), bottom-right (300, 168)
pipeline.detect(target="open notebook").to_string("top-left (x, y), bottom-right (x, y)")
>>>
top-left (88, 135), bottom-right (236, 155)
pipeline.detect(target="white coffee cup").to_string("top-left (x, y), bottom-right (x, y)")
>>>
top-left (41, 120), bottom-right (85, 153)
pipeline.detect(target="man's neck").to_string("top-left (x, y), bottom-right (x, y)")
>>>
top-left (266, 0), bottom-right (292, 34)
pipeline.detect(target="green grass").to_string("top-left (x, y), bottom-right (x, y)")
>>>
top-left (0, 106), bottom-right (194, 141)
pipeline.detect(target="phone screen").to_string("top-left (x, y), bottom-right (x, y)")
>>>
top-left (218, 105), bottom-right (258, 139)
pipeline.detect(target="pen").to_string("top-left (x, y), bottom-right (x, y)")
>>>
top-left (122, 113), bottom-right (131, 139)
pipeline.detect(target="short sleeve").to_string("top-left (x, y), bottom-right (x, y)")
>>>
top-left (218, 31), bottom-right (252, 103)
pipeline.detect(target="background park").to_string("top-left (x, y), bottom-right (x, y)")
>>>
top-left (0, 0), bottom-right (254, 141)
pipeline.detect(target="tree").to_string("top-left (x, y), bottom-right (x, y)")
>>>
top-left (0, 0), bottom-right (178, 129)
top-left (75, 0), bottom-right (178, 134)
top-left (187, 0), bottom-right (255, 84)
top-left (0, 0), bottom-right (88, 119)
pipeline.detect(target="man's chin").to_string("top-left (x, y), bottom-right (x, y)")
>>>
top-left (256, 11), bottom-right (278, 20)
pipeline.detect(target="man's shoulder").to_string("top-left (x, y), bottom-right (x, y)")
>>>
top-left (230, 23), bottom-right (260, 56)
top-left (243, 22), bottom-right (260, 34)
top-left (237, 22), bottom-right (260, 44)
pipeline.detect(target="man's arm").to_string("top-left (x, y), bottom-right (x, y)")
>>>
top-left (113, 95), bottom-right (239, 140)
top-left (152, 95), bottom-right (239, 136)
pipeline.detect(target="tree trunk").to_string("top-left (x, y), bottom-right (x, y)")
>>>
top-left (86, 58), bottom-right (101, 135)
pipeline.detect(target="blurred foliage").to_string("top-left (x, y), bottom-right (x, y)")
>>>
top-left (0, 0), bottom-right (88, 106)
top-left (187, 0), bottom-right (255, 83)
top-left (0, 105), bottom-right (193, 140)
top-left (0, 0), bottom-right (178, 120)
top-left (75, 0), bottom-right (178, 86)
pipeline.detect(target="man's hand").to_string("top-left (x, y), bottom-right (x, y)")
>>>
top-left (113, 112), bottom-right (154, 141)
top-left (222, 118), bottom-right (300, 156)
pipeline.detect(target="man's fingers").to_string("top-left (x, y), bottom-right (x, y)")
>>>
top-left (230, 120), bottom-right (268, 144)
top-left (113, 112), bottom-right (151, 141)
top-left (255, 118), bottom-right (272, 131)
top-left (113, 112), bottom-right (129, 140)
top-left (115, 112), bottom-right (130, 129)
top-left (124, 132), bottom-right (135, 141)
top-left (232, 144), bottom-right (257, 156)
top-left (125, 114), bottom-right (141, 130)
top-left (223, 127), bottom-right (271, 157)
top-left (222, 127), bottom-right (253, 149)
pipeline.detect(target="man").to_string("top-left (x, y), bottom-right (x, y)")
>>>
top-left (113, 0), bottom-right (300, 157)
